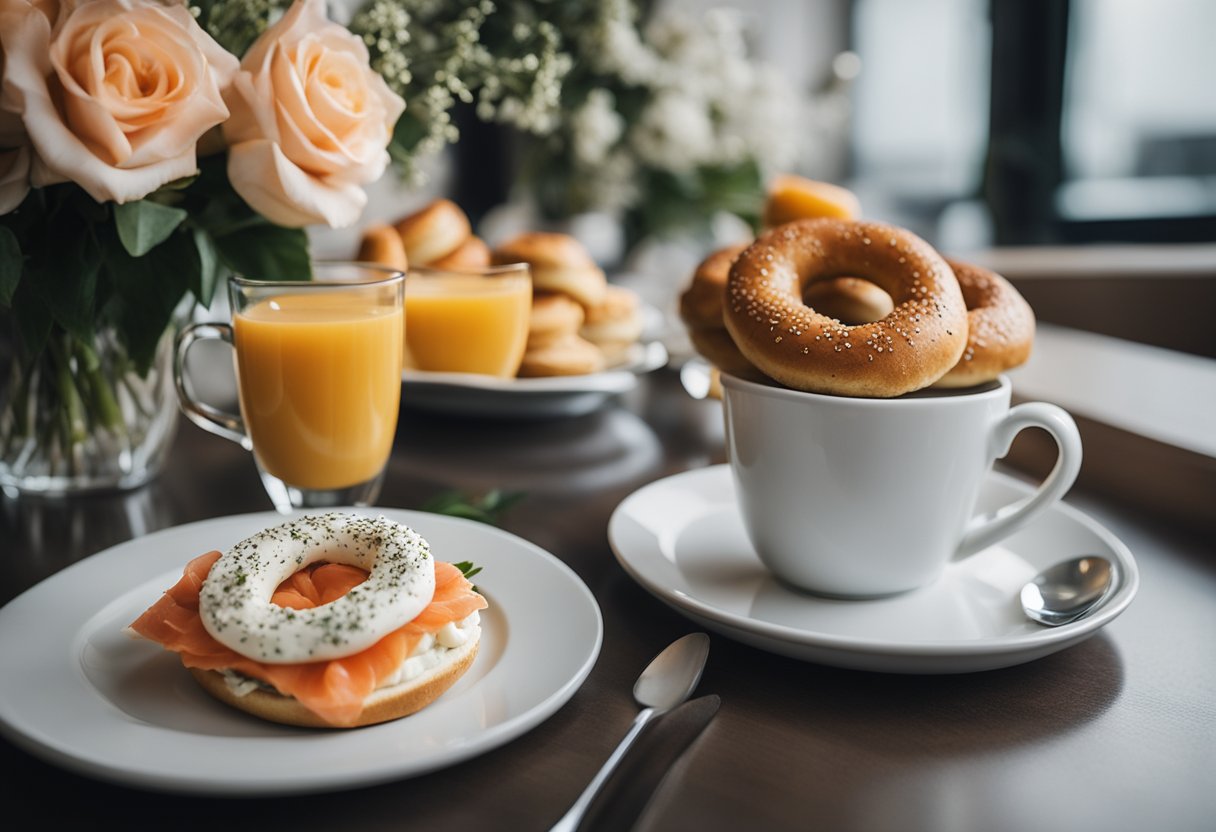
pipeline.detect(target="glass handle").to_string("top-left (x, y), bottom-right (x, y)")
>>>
top-left (173, 322), bottom-right (250, 449)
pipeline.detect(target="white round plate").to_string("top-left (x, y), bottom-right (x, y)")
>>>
top-left (608, 465), bottom-right (1138, 674)
top-left (0, 509), bottom-right (602, 795)
top-left (402, 341), bottom-right (668, 419)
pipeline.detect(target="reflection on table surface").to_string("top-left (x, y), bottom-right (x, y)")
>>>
top-left (1, 368), bottom-right (1213, 832)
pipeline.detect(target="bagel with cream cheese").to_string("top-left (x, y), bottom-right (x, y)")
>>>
top-left (128, 513), bottom-right (487, 729)
top-left (187, 635), bottom-right (480, 729)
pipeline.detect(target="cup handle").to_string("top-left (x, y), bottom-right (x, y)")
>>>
top-left (173, 322), bottom-right (250, 450)
top-left (953, 402), bottom-right (1082, 560)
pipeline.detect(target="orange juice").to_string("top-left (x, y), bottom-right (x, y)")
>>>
top-left (233, 292), bottom-right (403, 490)
top-left (405, 272), bottom-right (531, 377)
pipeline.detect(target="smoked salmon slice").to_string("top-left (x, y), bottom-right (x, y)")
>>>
top-left (129, 552), bottom-right (487, 727)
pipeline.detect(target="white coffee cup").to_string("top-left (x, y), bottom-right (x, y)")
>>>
top-left (721, 373), bottom-right (1082, 597)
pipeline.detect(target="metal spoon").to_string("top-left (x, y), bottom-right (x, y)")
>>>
top-left (1021, 555), bottom-right (1116, 626)
top-left (549, 632), bottom-right (711, 832)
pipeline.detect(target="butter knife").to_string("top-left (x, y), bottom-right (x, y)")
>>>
top-left (575, 694), bottom-right (721, 832)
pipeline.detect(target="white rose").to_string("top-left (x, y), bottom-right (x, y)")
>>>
top-left (0, 0), bottom-right (237, 204)
top-left (222, 0), bottom-right (405, 228)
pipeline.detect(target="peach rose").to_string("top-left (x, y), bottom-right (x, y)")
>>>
top-left (0, 0), bottom-right (38, 213)
top-left (0, 0), bottom-right (237, 205)
top-left (223, 0), bottom-right (405, 228)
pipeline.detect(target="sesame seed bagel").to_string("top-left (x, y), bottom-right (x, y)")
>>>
top-left (679, 244), bottom-right (893, 379)
top-left (687, 326), bottom-right (765, 380)
top-left (724, 219), bottom-right (968, 398)
top-left (933, 259), bottom-right (1035, 388)
top-left (188, 630), bottom-right (479, 729)
top-left (802, 277), bottom-right (893, 325)
top-left (679, 244), bottom-right (760, 376)
top-left (679, 243), bottom-right (749, 330)
top-left (395, 199), bottom-right (472, 266)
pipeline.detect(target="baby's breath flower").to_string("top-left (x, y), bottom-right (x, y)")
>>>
top-left (347, 0), bottom-right (799, 226)
top-left (571, 89), bottom-right (624, 167)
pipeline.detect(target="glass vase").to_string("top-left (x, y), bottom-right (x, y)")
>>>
top-left (0, 318), bottom-right (179, 497)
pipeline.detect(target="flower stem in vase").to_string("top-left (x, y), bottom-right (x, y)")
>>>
top-left (3, 357), bottom-right (32, 450)
top-left (0, 322), bottom-right (179, 495)
top-left (49, 335), bottom-right (87, 447)
top-left (75, 339), bottom-right (126, 434)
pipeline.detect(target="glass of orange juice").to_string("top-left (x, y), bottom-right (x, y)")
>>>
top-left (405, 263), bottom-right (531, 377)
top-left (173, 263), bottom-right (405, 513)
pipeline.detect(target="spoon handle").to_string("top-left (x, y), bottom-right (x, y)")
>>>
top-left (549, 707), bottom-right (656, 832)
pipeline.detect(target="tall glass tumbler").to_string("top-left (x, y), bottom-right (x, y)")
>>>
top-left (174, 263), bottom-right (405, 513)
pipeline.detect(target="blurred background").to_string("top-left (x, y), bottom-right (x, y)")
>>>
top-left (318, 0), bottom-right (1214, 357)
top-left (311, 0), bottom-right (1215, 529)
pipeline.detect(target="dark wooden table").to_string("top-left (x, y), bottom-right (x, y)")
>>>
top-left (2, 368), bottom-right (1213, 831)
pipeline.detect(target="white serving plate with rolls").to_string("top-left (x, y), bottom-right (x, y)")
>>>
top-left (402, 340), bottom-right (668, 419)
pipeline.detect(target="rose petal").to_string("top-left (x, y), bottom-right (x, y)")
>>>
top-left (227, 138), bottom-right (365, 228)
top-left (1, 0), bottom-right (236, 204)
top-left (222, 0), bottom-right (402, 227)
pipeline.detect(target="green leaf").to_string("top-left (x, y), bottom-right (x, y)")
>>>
top-left (0, 225), bottom-right (22, 306)
top-left (481, 488), bottom-right (526, 514)
top-left (390, 111), bottom-right (430, 159)
top-left (26, 217), bottom-right (100, 342)
top-left (114, 199), bottom-right (189, 257)
top-left (191, 227), bottom-right (224, 309)
top-left (213, 223), bottom-right (311, 281)
top-left (421, 489), bottom-right (526, 526)
top-left (155, 174), bottom-right (199, 193)
top-left (10, 280), bottom-right (51, 360)
top-left (452, 561), bottom-right (482, 580)
top-left (185, 153), bottom-right (235, 201)
top-left (67, 186), bottom-right (110, 224)
top-left (103, 227), bottom-right (198, 375)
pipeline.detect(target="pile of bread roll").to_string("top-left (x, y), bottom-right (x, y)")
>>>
top-left (358, 198), bottom-right (491, 272)
top-left (358, 200), bottom-right (645, 377)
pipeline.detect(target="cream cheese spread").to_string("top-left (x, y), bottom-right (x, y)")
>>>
top-left (219, 611), bottom-right (482, 699)
top-left (198, 513), bottom-right (434, 664)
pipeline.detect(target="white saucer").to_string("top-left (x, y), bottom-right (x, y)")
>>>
top-left (608, 465), bottom-right (1138, 673)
